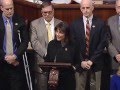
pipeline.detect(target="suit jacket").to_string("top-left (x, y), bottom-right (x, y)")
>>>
top-left (30, 17), bottom-right (62, 72)
top-left (70, 16), bottom-right (107, 72)
top-left (108, 15), bottom-right (120, 70)
top-left (0, 13), bottom-right (29, 62)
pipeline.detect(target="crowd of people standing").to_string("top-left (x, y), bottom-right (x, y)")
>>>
top-left (0, 0), bottom-right (120, 90)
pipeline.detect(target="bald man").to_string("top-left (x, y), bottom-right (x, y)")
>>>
top-left (0, 0), bottom-right (29, 90)
top-left (70, 0), bottom-right (107, 90)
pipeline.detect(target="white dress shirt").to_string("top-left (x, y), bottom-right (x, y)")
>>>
top-left (83, 15), bottom-right (93, 35)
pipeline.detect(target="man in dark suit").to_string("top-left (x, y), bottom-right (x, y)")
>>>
top-left (0, 0), bottom-right (29, 90)
top-left (70, 0), bottom-right (107, 90)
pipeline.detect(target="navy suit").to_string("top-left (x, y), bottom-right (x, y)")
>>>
top-left (0, 13), bottom-right (29, 90)
top-left (70, 16), bottom-right (107, 90)
top-left (70, 16), bottom-right (107, 72)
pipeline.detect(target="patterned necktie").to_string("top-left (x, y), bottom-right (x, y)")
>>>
top-left (46, 23), bottom-right (53, 42)
top-left (85, 19), bottom-right (91, 55)
top-left (6, 19), bottom-right (13, 55)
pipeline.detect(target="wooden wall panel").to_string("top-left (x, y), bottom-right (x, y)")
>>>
top-left (13, 0), bottom-right (116, 24)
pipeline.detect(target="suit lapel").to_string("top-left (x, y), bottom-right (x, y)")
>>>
top-left (12, 15), bottom-right (19, 33)
top-left (115, 15), bottom-right (120, 34)
top-left (79, 18), bottom-right (86, 52)
top-left (90, 17), bottom-right (97, 43)
top-left (54, 18), bottom-right (60, 26)
top-left (39, 18), bottom-right (48, 44)
top-left (0, 15), bottom-right (5, 49)
top-left (80, 18), bottom-right (86, 42)
top-left (0, 14), bottom-right (5, 34)
top-left (113, 15), bottom-right (120, 42)
top-left (109, 15), bottom-right (120, 41)
top-left (54, 19), bottom-right (57, 26)
top-left (11, 15), bottom-right (20, 48)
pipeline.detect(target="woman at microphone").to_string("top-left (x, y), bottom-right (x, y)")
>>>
top-left (45, 22), bottom-right (80, 90)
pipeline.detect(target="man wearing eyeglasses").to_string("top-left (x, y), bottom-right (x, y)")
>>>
top-left (30, 1), bottom-right (62, 90)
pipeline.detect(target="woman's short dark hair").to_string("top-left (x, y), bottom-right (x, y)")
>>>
top-left (55, 22), bottom-right (71, 44)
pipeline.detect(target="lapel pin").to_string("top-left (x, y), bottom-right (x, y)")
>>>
top-left (65, 48), bottom-right (68, 51)
top-left (15, 23), bottom-right (18, 25)
top-left (92, 25), bottom-right (95, 28)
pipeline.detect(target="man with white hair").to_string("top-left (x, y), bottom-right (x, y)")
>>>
top-left (70, 0), bottom-right (107, 90)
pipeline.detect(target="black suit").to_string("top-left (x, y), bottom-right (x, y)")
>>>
top-left (0, 13), bottom-right (29, 90)
top-left (70, 16), bottom-right (107, 90)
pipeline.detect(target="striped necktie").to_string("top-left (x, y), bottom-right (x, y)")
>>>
top-left (85, 19), bottom-right (91, 56)
top-left (6, 19), bottom-right (13, 55)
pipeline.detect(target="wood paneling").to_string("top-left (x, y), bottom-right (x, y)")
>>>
top-left (14, 0), bottom-right (116, 24)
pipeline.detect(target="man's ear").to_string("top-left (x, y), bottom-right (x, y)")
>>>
top-left (0, 6), bottom-right (3, 12)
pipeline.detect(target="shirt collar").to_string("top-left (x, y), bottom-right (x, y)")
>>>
top-left (83, 15), bottom-right (93, 22)
top-left (2, 13), bottom-right (12, 24)
top-left (44, 17), bottom-right (54, 25)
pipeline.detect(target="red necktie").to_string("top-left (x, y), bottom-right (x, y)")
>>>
top-left (85, 19), bottom-right (91, 55)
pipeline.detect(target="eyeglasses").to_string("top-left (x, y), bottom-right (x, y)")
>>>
top-left (41, 11), bottom-right (53, 15)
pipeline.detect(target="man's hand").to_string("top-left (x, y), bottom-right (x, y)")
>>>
top-left (115, 54), bottom-right (120, 63)
top-left (5, 54), bottom-right (17, 65)
top-left (87, 60), bottom-right (93, 67)
top-left (11, 60), bottom-right (19, 66)
top-left (81, 61), bottom-right (91, 69)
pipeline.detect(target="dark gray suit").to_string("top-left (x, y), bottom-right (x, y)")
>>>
top-left (30, 17), bottom-right (62, 90)
top-left (108, 15), bottom-right (120, 70)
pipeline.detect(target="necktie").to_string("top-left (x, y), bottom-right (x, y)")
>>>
top-left (85, 19), bottom-right (91, 55)
top-left (46, 23), bottom-right (53, 42)
top-left (6, 19), bottom-right (13, 55)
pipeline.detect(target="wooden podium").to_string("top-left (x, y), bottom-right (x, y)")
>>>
top-left (39, 62), bottom-right (72, 90)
